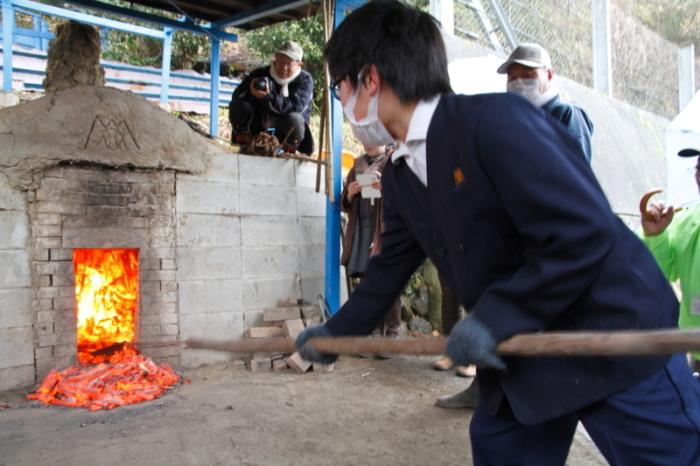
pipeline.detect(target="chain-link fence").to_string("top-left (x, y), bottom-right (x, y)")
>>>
top-left (610, 3), bottom-right (678, 119)
top-left (453, 0), bottom-right (680, 118)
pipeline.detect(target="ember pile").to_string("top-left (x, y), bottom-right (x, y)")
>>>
top-left (28, 248), bottom-right (180, 410)
top-left (28, 346), bottom-right (179, 411)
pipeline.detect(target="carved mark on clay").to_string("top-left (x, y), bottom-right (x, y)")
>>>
top-left (83, 115), bottom-right (141, 152)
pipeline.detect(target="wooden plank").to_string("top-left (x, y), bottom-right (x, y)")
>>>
top-left (263, 307), bottom-right (301, 322)
top-left (285, 351), bottom-right (311, 373)
top-left (246, 327), bottom-right (286, 338)
top-left (284, 319), bottom-right (306, 339)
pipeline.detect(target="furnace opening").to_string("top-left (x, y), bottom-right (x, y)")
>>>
top-left (74, 248), bottom-right (139, 364)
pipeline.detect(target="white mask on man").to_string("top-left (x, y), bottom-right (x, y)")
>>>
top-left (343, 78), bottom-right (395, 147)
top-left (507, 78), bottom-right (552, 107)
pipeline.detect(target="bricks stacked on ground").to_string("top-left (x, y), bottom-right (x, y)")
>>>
top-left (29, 166), bottom-right (180, 379)
top-left (243, 303), bottom-right (327, 373)
top-left (245, 306), bottom-right (300, 372)
top-left (283, 316), bottom-right (312, 373)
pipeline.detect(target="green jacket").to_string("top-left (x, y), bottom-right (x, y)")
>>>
top-left (640, 204), bottom-right (700, 359)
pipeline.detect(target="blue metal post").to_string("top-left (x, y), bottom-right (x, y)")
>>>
top-left (209, 36), bottom-right (220, 138)
top-left (39, 17), bottom-right (49, 50)
top-left (2, 0), bottom-right (14, 92)
top-left (98, 26), bottom-right (108, 52)
top-left (160, 27), bottom-right (172, 104)
top-left (31, 14), bottom-right (40, 49)
top-left (324, 0), bottom-right (356, 314)
top-left (324, 0), bottom-right (367, 314)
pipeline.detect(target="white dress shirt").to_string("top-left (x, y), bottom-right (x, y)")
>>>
top-left (390, 96), bottom-right (441, 187)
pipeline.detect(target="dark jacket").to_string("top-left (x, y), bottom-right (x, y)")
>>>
top-left (542, 95), bottom-right (594, 163)
top-left (340, 153), bottom-right (390, 267)
top-left (231, 66), bottom-right (314, 123)
top-left (325, 93), bottom-right (677, 425)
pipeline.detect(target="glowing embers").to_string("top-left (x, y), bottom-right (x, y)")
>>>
top-left (27, 248), bottom-right (179, 410)
top-left (27, 352), bottom-right (180, 411)
top-left (74, 248), bottom-right (139, 364)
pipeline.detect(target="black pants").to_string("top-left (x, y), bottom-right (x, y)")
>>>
top-left (438, 273), bottom-right (463, 335)
top-left (471, 354), bottom-right (700, 465)
top-left (229, 98), bottom-right (306, 150)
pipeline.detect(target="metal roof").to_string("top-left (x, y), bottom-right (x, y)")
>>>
top-left (114, 0), bottom-right (321, 30)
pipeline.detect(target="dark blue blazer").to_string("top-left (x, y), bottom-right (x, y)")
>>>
top-left (326, 93), bottom-right (679, 425)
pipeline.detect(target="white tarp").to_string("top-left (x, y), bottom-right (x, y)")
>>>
top-left (666, 92), bottom-right (700, 207)
top-left (447, 55), bottom-right (506, 95)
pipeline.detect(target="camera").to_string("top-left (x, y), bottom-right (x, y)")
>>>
top-left (253, 77), bottom-right (269, 91)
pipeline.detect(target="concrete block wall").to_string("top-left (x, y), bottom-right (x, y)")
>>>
top-left (177, 153), bottom-right (326, 368)
top-left (0, 173), bottom-right (33, 391)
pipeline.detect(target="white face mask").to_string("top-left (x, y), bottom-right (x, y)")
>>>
top-left (343, 79), bottom-right (395, 147)
top-left (507, 78), bottom-right (550, 107)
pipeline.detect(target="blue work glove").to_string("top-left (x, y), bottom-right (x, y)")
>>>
top-left (295, 325), bottom-right (338, 364)
top-left (446, 315), bottom-right (506, 370)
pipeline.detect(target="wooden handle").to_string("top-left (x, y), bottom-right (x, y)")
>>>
top-left (496, 328), bottom-right (700, 356)
top-left (185, 328), bottom-right (700, 357)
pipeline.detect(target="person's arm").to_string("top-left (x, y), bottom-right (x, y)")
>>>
top-left (557, 105), bottom-right (594, 163)
top-left (267, 72), bottom-right (313, 115)
top-left (639, 229), bottom-right (678, 282)
top-left (638, 202), bottom-right (679, 282)
top-left (231, 69), bottom-right (260, 101)
top-left (340, 166), bottom-right (357, 213)
top-left (325, 166), bottom-right (426, 336)
top-left (470, 95), bottom-right (616, 342)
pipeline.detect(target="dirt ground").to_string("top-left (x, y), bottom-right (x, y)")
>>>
top-left (0, 356), bottom-right (607, 466)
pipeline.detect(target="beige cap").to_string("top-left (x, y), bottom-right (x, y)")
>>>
top-left (276, 41), bottom-right (303, 62)
top-left (497, 43), bottom-right (552, 74)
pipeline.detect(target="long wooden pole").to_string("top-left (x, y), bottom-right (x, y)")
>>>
top-left (183, 328), bottom-right (700, 357)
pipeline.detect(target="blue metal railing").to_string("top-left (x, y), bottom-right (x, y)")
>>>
top-left (0, 52), bottom-right (238, 107)
top-left (1, 0), bottom-right (239, 136)
top-left (0, 26), bottom-right (239, 108)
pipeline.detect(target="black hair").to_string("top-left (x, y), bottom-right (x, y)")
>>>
top-left (325, 0), bottom-right (452, 103)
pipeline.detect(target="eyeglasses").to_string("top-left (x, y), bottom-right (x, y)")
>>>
top-left (329, 76), bottom-right (345, 101)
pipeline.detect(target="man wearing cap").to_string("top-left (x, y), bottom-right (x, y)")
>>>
top-left (228, 40), bottom-right (314, 154)
top-left (640, 148), bottom-right (700, 375)
top-left (498, 43), bottom-right (594, 163)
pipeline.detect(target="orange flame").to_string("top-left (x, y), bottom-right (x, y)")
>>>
top-left (28, 248), bottom-right (180, 410)
top-left (74, 249), bottom-right (138, 364)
